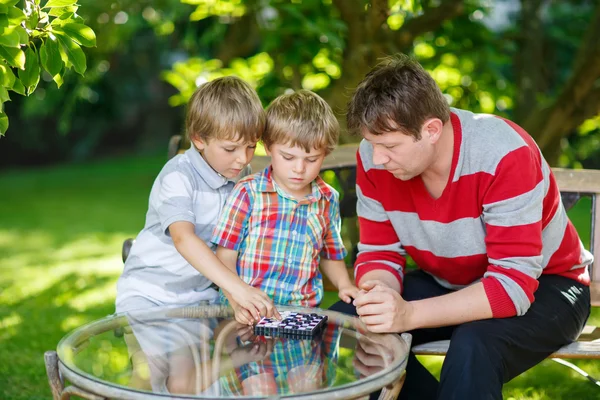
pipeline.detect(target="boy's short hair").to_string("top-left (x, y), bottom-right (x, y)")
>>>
top-left (264, 90), bottom-right (339, 155)
top-left (186, 76), bottom-right (265, 144)
top-left (346, 53), bottom-right (450, 140)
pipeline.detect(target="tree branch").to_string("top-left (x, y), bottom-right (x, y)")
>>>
top-left (332, 0), bottom-right (366, 50)
top-left (392, 0), bottom-right (465, 52)
top-left (513, 0), bottom-right (546, 124)
top-left (367, 0), bottom-right (389, 37)
top-left (215, 12), bottom-right (261, 65)
top-left (527, 2), bottom-right (600, 151)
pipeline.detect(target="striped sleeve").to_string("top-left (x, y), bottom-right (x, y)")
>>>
top-left (354, 151), bottom-right (406, 291)
top-left (211, 182), bottom-right (251, 251)
top-left (481, 145), bottom-right (544, 317)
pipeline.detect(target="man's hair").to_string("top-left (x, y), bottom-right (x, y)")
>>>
top-left (264, 90), bottom-right (339, 155)
top-left (347, 54), bottom-right (450, 140)
top-left (186, 76), bottom-right (265, 144)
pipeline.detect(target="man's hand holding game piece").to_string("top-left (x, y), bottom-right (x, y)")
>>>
top-left (338, 283), bottom-right (360, 303)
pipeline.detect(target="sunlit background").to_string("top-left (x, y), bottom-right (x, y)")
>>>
top-left (1, 1), bottom-right (599, 399)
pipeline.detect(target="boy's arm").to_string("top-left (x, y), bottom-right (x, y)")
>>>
top-left (169, 221), bottom-right (247, 293)
top-left (169, 221), bottom-right (275, 320)
top-left (320, 259), bottom-right (358, 303)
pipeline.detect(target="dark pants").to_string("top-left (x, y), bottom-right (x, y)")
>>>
top-left (330, 270), bottom-right (590, 400)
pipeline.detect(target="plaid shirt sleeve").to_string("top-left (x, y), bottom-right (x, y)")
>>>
top-left (211, 182), bottom-right (251, 251)
top-left (321, 192), bottom-right (347, 260)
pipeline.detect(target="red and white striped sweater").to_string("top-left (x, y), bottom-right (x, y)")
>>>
top-left (355, 108), bottom-right (593, 318)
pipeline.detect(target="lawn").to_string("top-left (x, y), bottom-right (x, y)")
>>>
top-left (0, 154), bottom-right (598, 399)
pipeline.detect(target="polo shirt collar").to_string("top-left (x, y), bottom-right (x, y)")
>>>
top-left (257, 166), bottom-right (335, 202)
top-left (186, 147), bottom-right (234, 190)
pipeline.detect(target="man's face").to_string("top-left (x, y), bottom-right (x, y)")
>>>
top-left (362, 127), bottom-right (434, 181)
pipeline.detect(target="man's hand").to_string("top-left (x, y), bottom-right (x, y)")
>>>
top-left (338, 284), bottom-right (360, 304)
top-left (354, 280), bottom-right (413, 333)
top-left (353, 336), bottom-right (395, 379)
top-left (229, 284), bottom-right (281, 324)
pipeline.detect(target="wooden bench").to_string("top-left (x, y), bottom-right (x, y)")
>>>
top-left (164, 137), bottom-right (600, 361)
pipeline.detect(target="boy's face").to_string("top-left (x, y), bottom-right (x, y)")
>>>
top-left (266, 142), bottom-right (326, 198)
top-left (192, 136), bottom-right (256, 179)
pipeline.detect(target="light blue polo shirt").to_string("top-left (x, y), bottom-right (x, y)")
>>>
top-left (116, 147), bottom-right (248, 312)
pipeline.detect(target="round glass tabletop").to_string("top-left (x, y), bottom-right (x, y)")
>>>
top-left (56, 305), bottom-right (410, 399)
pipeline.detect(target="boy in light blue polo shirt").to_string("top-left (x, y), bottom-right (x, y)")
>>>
top-left (115, 76), bottom-right (279, 394)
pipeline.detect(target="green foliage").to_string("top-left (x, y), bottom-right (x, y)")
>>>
top-left (0, 0), bottom-right (96, 135)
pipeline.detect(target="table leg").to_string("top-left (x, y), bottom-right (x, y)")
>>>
top-left (44, 351), bottom-right (64, 400)
top-left (378, 371), bottom-right (406, 400)
top-left (60, 386), bottom-right (106, 400)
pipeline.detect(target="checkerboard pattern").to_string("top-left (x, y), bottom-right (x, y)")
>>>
top-left (254, 311), bottom-right (328, 338)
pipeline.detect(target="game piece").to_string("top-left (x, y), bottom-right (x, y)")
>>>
top-left (254, 311), bottom-right (327, 338)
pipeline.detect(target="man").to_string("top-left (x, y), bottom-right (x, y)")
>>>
top-left (333, 54), bottom-right (592, 399)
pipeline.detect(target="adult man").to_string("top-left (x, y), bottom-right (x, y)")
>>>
top-left (333, 54), bottom-right (592, 399)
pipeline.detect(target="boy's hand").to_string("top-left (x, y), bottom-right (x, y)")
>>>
top-left (231, 284), bottom-right (281, 323)
top-left (338, 284), bottom-right (360, 304)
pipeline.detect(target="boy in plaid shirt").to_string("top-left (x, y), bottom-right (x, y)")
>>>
top-left (212, 89), bottom-right (359, 324)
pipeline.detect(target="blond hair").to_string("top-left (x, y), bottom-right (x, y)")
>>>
top-left (186, 76), bottom-right (265, 144)
top-left (264, 90), bottom-right (339, 155)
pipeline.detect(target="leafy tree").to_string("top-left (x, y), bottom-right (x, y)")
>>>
top-left (0, 0), bottom-right (96, 135)
top-left (164, 0), bottom-right (600, 166)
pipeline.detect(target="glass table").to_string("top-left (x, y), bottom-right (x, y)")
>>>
top-left (45, 305), bottom-right (411, 399)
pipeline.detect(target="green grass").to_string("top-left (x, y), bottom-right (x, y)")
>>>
top-left (1, 155), bottom-right (599, 399)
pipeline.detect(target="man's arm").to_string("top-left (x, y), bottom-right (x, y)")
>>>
top-left (355, 280), bottom-right (492, 333)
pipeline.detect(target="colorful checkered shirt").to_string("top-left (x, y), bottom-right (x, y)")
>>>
top-left (211, 166), bottom-right (347, 307)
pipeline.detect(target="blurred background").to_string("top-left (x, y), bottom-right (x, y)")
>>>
top-left (1, 1), bottom-right (600, 399)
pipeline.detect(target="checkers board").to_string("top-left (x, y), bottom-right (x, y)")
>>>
top-left (254, 311), bottom-right (328, 338)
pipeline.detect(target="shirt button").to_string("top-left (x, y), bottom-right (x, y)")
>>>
top-left (292, 231), bottom-right (297, 236)
top-left (280, 282), bottom-right (285, 289)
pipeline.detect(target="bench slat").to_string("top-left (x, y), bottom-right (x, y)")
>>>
top-left (413, 339), bottom-right (600, 359)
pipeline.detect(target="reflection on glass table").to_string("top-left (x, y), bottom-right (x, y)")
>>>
top-left (45, 305), bottom-right (411, 399)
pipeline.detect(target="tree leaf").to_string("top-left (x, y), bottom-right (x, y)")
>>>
top-left (0, 45), bottom-right (25, 69)
top-left (43, 0), bottom-right (76, 8)
top-left (0, 28), bottom-right (21, 48)
top-left (57, 22), bottom-right (96, 47)
top-left (7, 6), bottom-right (26, 25)
top-left (40, 37), bottom-right (62, 76)
top-left (56, 33), bottom-right (85, 75)
top-left (0, 5), bottom-right (7, 14)
top-left (48, 5), bottom-right (77, 17)
top-left (0, 112), bottom-right (8, 135)
top-left (11, 77), bottom-right (24, 94)
top-left (18, 46), bottom-right (40, 93)
top-left (15, 25), bottom-right (28, 45)
top-left (0, 85), bottom-right (9, 105)
top-left (52, 72), bottom-right (63, 88)
top-left (25, 7), bottom-right (39, 30)
top-left (0, 0), bottom-right (21, 7)
top-left (0, 63), bottom-right (16, 87)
